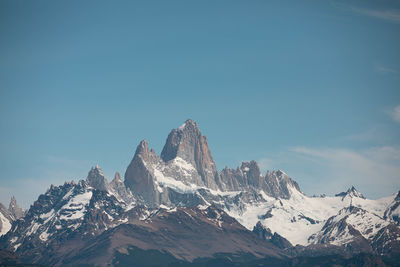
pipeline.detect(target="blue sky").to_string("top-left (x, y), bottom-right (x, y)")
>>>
top-left (1, 0), bottom-right (399, 208)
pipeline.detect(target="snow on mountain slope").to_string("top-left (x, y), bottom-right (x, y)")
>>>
top-left (0, 197), bottom-right (24, 237)
top-left (5, 179), bottom-right (142, 255)
top-left (121, 120), bottom-right (400, 248)
top-left (0, 211), bottom-right (12, 236)
top-left (384, 191), bottom-right (400, 225)
top-left (226, 185), bottom-right (396, 246)
top-left (309, 206), bottom-right (389, 246)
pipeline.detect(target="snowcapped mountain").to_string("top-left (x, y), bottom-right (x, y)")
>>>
top-left (1, 119), bottom-right (399, 266)
top-left (0, 204), bottom-right (12, 237)
top-left (384, 191), bottom-right (400, 225)
top-left (335, 186), bottom-right (366, 199)
top-left (0, 197), bottom-right (24, 237)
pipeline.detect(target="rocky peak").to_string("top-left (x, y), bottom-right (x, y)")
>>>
top-left (335, 186), bottom-right (365, 199)
top-left (240, 161), bottom-right (265, 188)
top-left (8, 196), bottom-right (24, 219)
top-left (178, 119), bottom-right (198, 132)
top-left (134, 139), bottom-right (151, 161)
top-left (253, 221), bottom-right (273, 240)
top-left (160, 119), bottom-right (220, 190)
top-left (124, 140), bottom-right (160, 206)
top-left (86, 165), bottom-right (109, 191)
top-left (109, 171), bottom-right (135, 204)
top-left (264, 170), bottom-right (302, 199)
top-left (111, 172), bottom-right (122, 183)
top-left (161, 119), bottom-right (204, 162)
top-left (252, 221), bottom-right (292, 249)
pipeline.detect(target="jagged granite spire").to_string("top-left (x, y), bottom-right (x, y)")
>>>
top-left (240, 161), bottom-right (265, 189)
top-left (124, 140), bottom-right (160, 205)
top-left (161, 119), bottom-right (221, 190)
top-left (264, 170), bottom-right (302, 199)
top-left (86, 165), bottom-right (109, 191)
top-left (110, 171), bottom-right (135, 203)
top-left (112, 171), bottom-right (121, 183)
top-left (8, 196), bottom-right (24, 219)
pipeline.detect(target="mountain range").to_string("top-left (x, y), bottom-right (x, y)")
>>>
top-left (1, 119), bottom-right (399, 266)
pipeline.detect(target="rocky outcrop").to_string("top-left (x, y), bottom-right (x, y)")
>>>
top-left (124, 139), bottom-right (162, 206)
top-left (86, 165), bottom-right (109, 191)
top-left (8, 196), bottom-right (24, 220)
top-left (220, 164), bottom-right (302, 199)
top-left (161, 119), bottom-right (222, 190)
top-left (253, 221), bottom-right (292, 249)
top-left (110, 172), bottom-right (135, 203)
top-left (264, 170), bottom-right (302, 199)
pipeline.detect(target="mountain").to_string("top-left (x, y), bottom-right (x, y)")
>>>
top-left (1, 119), bottom-right (399, 266)
top-left (0, 197), bottom-right (24, 237)
top-left (384, 191), bottom-right (400, 225)
top-left (335, 186), bottom-right (365, 199)
top-left (160, 119), bottom-right (222, 190)
top-left (86, 165), bottom-right (109, 191)
top-left (0, 204), bottom-right (12, 237)
top-left (124, 120), bottom-right (303, 209)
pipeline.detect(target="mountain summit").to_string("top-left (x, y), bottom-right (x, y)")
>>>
top-left (161, 119), bottom-right (221, 190)
top-left (86, 165), bottom-right (109, 191)
top-left (8, 196), bottom-right (24, 220)
top-left (335, 186), bottom-right (365, 199)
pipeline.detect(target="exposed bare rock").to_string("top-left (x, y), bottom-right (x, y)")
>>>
top-left (124, 140), bottom-right (161, 206)
top-left (161, 119), bottom-right (222, 190)
top-left (110, 172), bottom-right (135, 203)
top-left (86, 165), bottom-right (109, 191)
top-left (265, 170), bottom-right (302, 199)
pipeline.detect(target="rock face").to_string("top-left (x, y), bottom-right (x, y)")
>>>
top-left (161, 119), bottom-right (221, 190)
top-left (252, 221), bottom-right (292, 249)
top-left (124, 140), bottom-right (161, 206)
top-left (86, 165), bottom-right (109, 191)
top-left (264, 170), bottom-right (302, 199)
top-left (110, 172), bottom-right (135, 203)
top-left (8, 196), bottom-right (24, 220)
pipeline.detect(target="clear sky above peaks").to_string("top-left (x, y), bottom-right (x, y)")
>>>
top-left (1, 0), bottom-right (399, 207)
